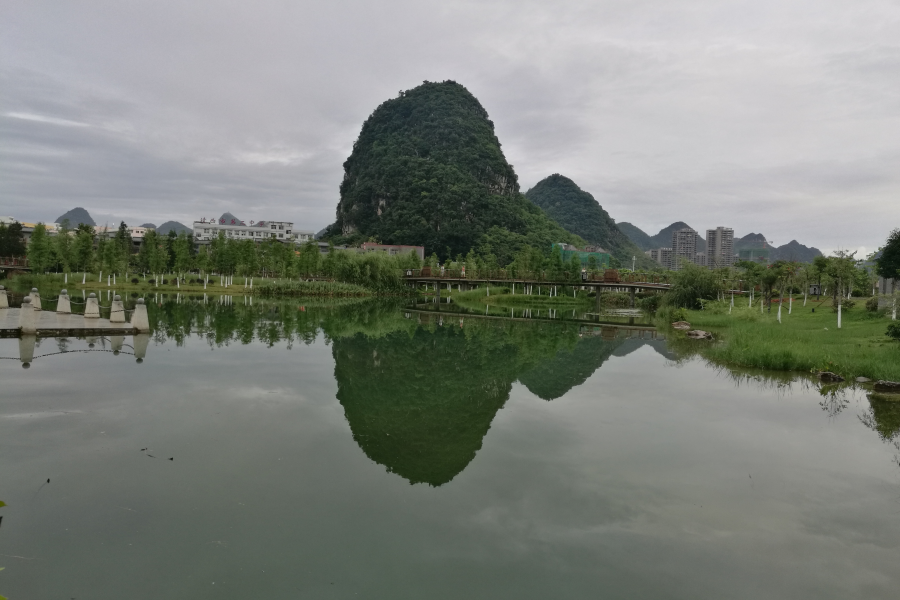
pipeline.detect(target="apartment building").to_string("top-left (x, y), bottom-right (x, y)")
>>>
top-left (706, 226), bottom-right (735, 268)
top-left (646, 248), bottom-right (674, 270)
top-left (671, 228), bottom-right (698, 270)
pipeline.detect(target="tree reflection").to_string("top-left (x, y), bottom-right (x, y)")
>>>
top-left (859, 393), bottom-right (900, 442)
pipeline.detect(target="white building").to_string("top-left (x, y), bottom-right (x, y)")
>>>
top-left (192, 218), bottom-right (314, 244)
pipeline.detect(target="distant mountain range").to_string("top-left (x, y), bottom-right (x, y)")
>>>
top-left (620, 222), bottom-right (822, 263)
top-left (53, 208), bottom-right (191, 235)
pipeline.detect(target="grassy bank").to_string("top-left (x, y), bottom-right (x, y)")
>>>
top-left (662, 299), bottom-right (900, 381)
top-left (446, 286), bottom-right (592, 305)
top-left (256, 279), bottom-right (375, 297)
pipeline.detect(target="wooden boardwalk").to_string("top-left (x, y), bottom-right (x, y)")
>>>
top-left (0, 308), bottom-right (140, 337)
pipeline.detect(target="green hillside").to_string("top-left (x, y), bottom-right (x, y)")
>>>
top-left (616, 222), bottom-right (653, 250)
top-left (524, 174), bottom-right (654, 268)
top-left (327, 80), bottom-right (579, 260)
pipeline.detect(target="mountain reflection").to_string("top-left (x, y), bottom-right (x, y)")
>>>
top-left (332, 315), bottom-right (666, 485)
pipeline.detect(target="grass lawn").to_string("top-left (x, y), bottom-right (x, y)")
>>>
top-left (665, 296), bottom-right (900, 381)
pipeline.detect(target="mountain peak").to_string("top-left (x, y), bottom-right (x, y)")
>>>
top-left (55, 207), bottom-right (96, 227)
top-left (327, 80), bottom-right (574, 259)
top-left (524, 174), bottom-right (649, 264)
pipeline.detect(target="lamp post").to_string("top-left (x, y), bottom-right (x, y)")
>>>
top-left (632, 256), bottom-right (635, 272)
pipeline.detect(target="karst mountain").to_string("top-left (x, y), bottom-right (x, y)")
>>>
top-left (327, 80), bottom-right (579, 260)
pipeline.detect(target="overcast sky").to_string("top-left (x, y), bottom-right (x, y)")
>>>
top-left (2, 0), bottom-right (899, 254)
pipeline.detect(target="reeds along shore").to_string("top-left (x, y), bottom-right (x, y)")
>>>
top-left (661, 298), bottom-right (900, 381)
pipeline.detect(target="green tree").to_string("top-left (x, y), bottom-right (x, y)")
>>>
top-left (53, 219), bottom-right (74, 272)
top-left (0, 221), bottom-right (27, 257)
top-left (27, 223), bottom-right (54, 273)
top-left (172, 231), bottom-right (193, 273)
top-left (812, 255), bottom-right (829, 299)
top-left (547, 245), bottom-right (565, 280)
top-left (138, 230), bottom-right (168, 274)
top-left (297, 240), bottom-right (321, 276)
top-left (876, 228), bottom-right (900, 281)
top-left (662, 261), bottom-right (725, 309)
top-left (112, 222), bottom-right (132, 272)
top-left (72, 226), bottom-right (95, 272)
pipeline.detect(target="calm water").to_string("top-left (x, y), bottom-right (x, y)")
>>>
top-left (1, 298), bottom-right (899, 599)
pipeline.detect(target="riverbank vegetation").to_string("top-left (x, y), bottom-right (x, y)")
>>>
top-left (653, 232), bottom-right (900, 380)
top-left (662, 301), bottom-right (900, 380)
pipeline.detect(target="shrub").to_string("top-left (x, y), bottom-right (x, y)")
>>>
top-left (887, 322), bottom-right (900, 341)
top-left (832, 298), bottom-right (855, 312)
top-left (661, 262), bottom-right (724, 310)
top-left (148, 279), bottom-right (156, 284)
top-left (131, 278), bottom-right (139, 284)
top-left (162, 279), bottom-right (169, 285)
top-left (866, 296), bottom-right (880, 312)
top-left (639, 294), bottom-right (662, 313)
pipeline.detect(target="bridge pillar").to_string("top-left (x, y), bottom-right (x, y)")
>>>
top-left (131, 298), bottom-right (150, 332)
top-left (19, 297), bottom-right (36, 333)
top-left (84, 293), bottom-right (100, 318)
top-left (110, 295), bottom-right (126, 323)
top-left (57, 289), bottom-right (71, 314)
top-left (29, 288), bottom-right (41, 311)
top-left (0, 285), bottom-right (7, 309)
top-left (595, 288), bottom-right (602, 313)
top-left (630, 287), bottom-right (636, 308)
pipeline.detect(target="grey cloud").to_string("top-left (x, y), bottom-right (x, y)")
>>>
top-left (1, 0), bottom-right (898, 251)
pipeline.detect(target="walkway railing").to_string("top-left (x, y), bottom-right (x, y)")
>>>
top-left (0, 256), bottom-right (29, 268)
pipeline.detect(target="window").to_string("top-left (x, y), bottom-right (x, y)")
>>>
top-left (271, 225), bottom-right (276, 230)
top-left (278, 234), bottom-right (283, 238)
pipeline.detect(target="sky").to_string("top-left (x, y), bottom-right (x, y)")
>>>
top-left (2, 0), bottom-right (899, 255)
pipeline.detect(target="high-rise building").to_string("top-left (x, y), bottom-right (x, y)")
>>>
top-left (671, 228), bottom-right (698, 270)
top-left (694, 252), bottom-right (708, 268)
top-left (706, 227), bottom-right (735, 268)
top-left (647, 248), bottom-right (675, 270)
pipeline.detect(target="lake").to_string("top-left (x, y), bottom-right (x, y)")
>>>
top-left (1, 297), bottom-right (898, 599)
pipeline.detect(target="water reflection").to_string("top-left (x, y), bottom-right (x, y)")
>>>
top-left (8, 294), bottom-right (900, 485)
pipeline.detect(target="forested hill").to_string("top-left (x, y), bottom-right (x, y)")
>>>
top-left (616, 222), bottom-right (653, 250)
top-left (524, 174), bottom-right (650, 266)
top-left (327, 80), bottom-right (580, 261)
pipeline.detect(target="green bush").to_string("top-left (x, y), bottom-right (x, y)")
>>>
top-left (866, 296), bottom-right (880, 312)
top-left (832, 298), bottom-right (855, 312)
top-left (639, 294), bottom-right (661, 313)
top-left (887, 322), bottom-right (900, 341)
top-left (661, 262), bottom-right (724, 310)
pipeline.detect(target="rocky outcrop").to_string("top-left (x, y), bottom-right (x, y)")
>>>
top-left (818, 372), bottom-right (845, 383)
